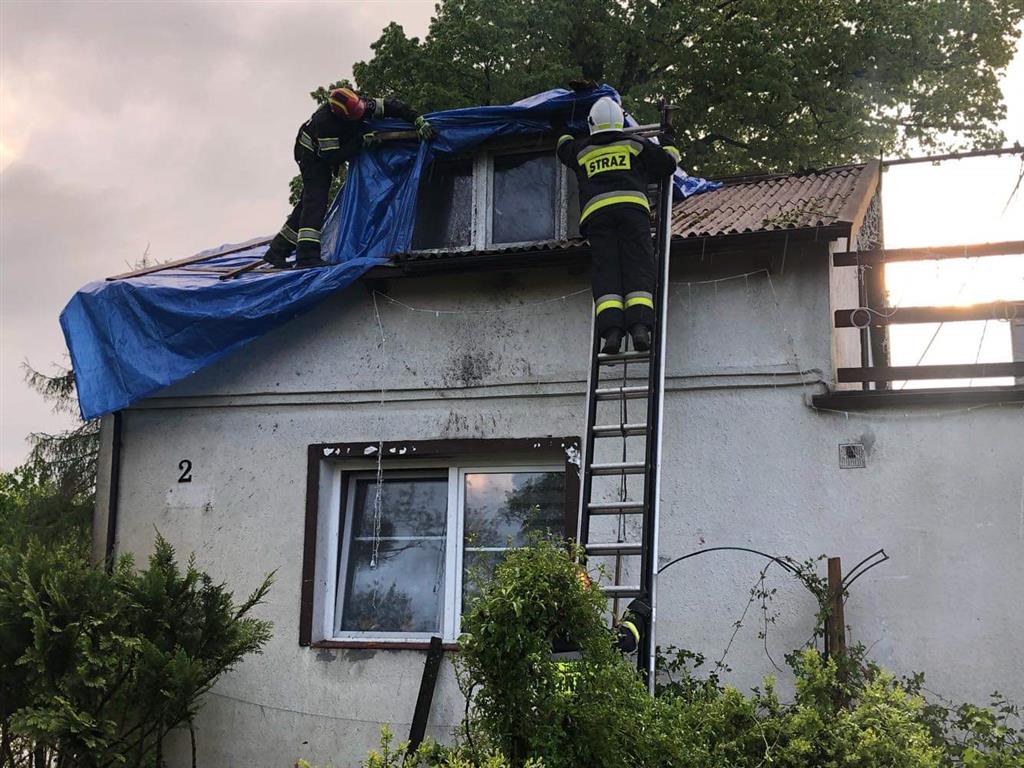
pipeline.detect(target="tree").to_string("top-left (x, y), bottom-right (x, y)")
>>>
top-left (11, 365), bottom-right (99, 541)
top-left (351, 0), bottom-right (1023, 175)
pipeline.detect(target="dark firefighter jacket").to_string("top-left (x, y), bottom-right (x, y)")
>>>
top-left (556, 131), bottom-right (680, 228)
top-left (296, 97), bottom-right (420, 166)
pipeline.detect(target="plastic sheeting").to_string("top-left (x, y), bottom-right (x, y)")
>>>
top-left (323, 84), bottom-right (719, 263)
top-left (61, 246), bottom-right (388, 419)
top-left (62, 85), bottom-right (720, 420)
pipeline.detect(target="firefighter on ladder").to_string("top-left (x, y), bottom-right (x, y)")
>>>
top-left (556, 96), bottom-right (681, 353)
top-left (264, 87), bottom-right (435, 269)
top-left (551, 568), bottom-right (651, 660)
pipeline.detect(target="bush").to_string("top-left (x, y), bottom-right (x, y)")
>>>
top-left (0, 498), bottom-right (273, 766)
top-left (350, 539), bottom-right (1022, 768)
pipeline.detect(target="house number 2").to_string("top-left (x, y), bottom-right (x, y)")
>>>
top-left (178, 459), bottom-right (193, 483)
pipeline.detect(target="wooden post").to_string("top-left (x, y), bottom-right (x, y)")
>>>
top-left (407, 636), bottom-right (445, 754)
top-left (826, 557), bottom-right (846, 659)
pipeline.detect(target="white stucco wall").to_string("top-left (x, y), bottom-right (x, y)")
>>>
top-left (97, 246), bottom-right (1024, 767)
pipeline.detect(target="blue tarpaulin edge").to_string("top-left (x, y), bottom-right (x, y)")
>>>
top-left (62, 85), bottom-right (720, 420)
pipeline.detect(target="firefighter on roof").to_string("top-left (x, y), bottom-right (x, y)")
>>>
top-left (264, 87), bottom-right (435, 269)
top-left (556, 96), bottom-right (680, 353)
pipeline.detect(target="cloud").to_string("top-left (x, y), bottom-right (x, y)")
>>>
top-left (0, 0), bottom-right (435, 468)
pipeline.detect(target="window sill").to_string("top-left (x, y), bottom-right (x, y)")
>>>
top-left (812, 384), bottom-right (1024, 410)
top-left (310, 639), bottom-right (460, 652)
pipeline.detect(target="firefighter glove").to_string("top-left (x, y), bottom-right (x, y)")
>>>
top-left (362, 131), bottom-right (382, 149)
top-left (415, 116), bottom-right (436, 141)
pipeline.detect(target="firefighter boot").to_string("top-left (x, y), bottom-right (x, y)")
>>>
top-left (601, 328), bottom-right (624, 355)
top-left (263, 235), bottom-right (293, 269)
top-left (294, 242), bottom-right (327, 269)
top-left (629, 324), bottom-right (651, 352)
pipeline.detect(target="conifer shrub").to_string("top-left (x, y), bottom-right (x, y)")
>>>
top-left (0, 518), bottom-right (273, 766)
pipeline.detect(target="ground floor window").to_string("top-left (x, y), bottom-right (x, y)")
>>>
top-left (303, 439), bottom-right (578, 646)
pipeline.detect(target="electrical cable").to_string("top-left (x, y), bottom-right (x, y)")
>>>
top-left (370, 291), bottom-right (388, 571)
top-left (897, 255), bottom-right (979, 390)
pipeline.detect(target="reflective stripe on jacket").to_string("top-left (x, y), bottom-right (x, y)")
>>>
top-left (556, 131), bottom-right (678, 226)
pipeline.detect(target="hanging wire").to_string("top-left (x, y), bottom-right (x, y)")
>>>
top-left (372, 268), bottom-right (1022, 424)
top-left (373, 288), bottom-right (590, 315)
top-left (1001, 153), bottom-right (1024, 214)
top-left (370, 292), bottom-right (388, 569)
top-left (967, 319), bottom-right (990, 387)
top-left (897, 255), bottom-right (980, 390)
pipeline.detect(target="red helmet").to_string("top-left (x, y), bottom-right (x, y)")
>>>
top-left (328, 87), bottom-right (365, 120)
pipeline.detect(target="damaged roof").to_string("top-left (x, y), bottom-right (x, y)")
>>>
top-left (671, 163), bottom-right (878, 239)
top-left (396, 161), bottom-right (879, 264)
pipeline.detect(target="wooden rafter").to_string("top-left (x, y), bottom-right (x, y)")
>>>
top-left (835, 301), bottom-right (1023, 327)
top-left (833, 240), bottom-right (1024, 267)
top-left (837, 362), bottom-right (1024, 383)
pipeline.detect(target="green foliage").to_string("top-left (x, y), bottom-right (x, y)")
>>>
top-left (12, 365), bottom-right (99, 540)
top-left (349, 540), bottom-right (1022, 768)
top-left (350, 0), bottom-right (1023, 175)
top-left (0, 520), bottom-right (273, 766)
top-left (457, 539), bottom-right (652, 768)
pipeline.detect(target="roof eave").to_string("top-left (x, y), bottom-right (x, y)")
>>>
top-left (366, 223), bottom-right (853, 279)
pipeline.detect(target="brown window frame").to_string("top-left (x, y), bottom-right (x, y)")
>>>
top-left (299, 437), bottom-right (581, 649)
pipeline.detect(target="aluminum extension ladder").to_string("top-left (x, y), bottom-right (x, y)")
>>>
top-left (577, 106), bottom-right (675, 692)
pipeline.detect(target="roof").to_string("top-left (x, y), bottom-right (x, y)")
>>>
top-left (396, 161), bottom-right (879, 264)
top-left (672, 163), bottom-right (877, 239)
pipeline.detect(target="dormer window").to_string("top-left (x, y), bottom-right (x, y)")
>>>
top-left (411, 144), bottom-right (579, 252)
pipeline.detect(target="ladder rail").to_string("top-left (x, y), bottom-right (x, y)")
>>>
top-left (638, 103), bottom-right (676, 691)
top-left (576, 315), bottom-right (602, 545)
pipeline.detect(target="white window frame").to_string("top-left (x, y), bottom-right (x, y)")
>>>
top-left (321, 459), bottom-right (564, 644)
top-left (410, 141), bottom-right (576, 255)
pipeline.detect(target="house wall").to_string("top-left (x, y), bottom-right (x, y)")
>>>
top-left (96, 246), bottom-right (1024, 767)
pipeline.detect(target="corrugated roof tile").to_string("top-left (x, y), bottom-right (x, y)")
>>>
top-left (673, 165), bottom-right (866, 238)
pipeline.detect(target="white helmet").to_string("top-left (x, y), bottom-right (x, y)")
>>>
top-left (588, 96), bottom-right (624, 135)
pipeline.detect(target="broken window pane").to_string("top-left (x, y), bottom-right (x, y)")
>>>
top-left (340, 476), bottom-right (448, 633)
top-left (411, 160), bottom-right (473, 250)
top-left (491, 152), bottom-right (556, 244)
top-left (462, 471), bottom-right (564, 603)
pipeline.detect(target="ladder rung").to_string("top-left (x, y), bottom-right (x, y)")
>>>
top-left (587, 501), bottom-right (644, 514)
top-left (603, 585), bottom-right (643, 598)
top-left (593, 423), bottom-right (647, 437)
top-left (594, 386), bottom-right (649, 401)
top-left (586, 542), bottom-right (643, 556)
top-left (598, 350), bottom-right (650, 365)
top-left (589, 462), bottom-right (646, 475)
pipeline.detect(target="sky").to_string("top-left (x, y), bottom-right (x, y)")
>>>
top-left (0, 3), bottom-right (1022, 470)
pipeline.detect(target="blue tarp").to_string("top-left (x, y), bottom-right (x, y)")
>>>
top-left (62, 85), bottom-right (720, 420)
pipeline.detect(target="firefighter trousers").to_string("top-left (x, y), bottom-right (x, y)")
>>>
top-left (585, 205), bottom-right (656, 335)
top-left (266, 157), bottom-right (335, 261)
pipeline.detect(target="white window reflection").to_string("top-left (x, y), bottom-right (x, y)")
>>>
top-left (332, 466), bottom-right (566, 640)
top-left (462, 471), bottom-right (565, 603)
top-left (338, 476), bottom-right (447, 634)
